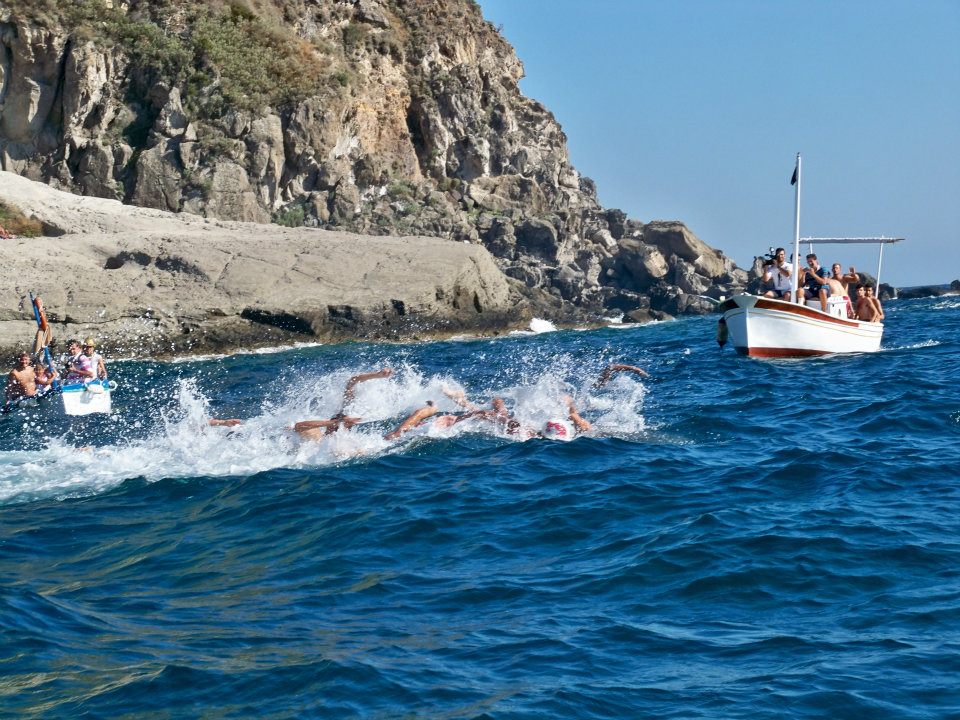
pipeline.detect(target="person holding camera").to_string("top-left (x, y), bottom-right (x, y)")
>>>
top-left (797, 253), bottom-right (829, 310)
top-left (761, 247), bottom-right (793, 301)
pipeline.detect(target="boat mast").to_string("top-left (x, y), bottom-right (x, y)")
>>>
top-left (876, 240), bottom-right (886, 290)
top-left (792, 153), bottom-right (802, 304)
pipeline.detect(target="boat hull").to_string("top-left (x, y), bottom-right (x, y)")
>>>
top-left (61, 380), bottom-right (112, 416)
top-left (719, 294), bottom-right (882, 357)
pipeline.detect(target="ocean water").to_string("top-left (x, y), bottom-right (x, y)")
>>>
top-left (1, 296), bottom-right (959, 719)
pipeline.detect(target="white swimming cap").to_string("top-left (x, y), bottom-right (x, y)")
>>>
top-left (542, 419), bottom-right (574, 441)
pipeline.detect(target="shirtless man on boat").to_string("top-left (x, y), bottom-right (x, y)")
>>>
top-left (5, 353), bottom-right (41, 403)
top-left (856, 285), bottom-right (885, 322)
top-left (293, 368), bottom-right (393, 440)
top-left (4, 351), bottom-right (57, 404)
top-left (823, 264), bottom-right (860, 317)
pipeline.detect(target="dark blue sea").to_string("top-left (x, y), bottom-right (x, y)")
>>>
top-left (2, 295), bottom-right (959, 719)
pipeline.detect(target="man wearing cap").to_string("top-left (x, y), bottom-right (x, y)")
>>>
top-left (82, 338), bottom-right (108, 380)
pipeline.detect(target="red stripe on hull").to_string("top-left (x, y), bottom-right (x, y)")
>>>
top-left (752, 298), bottom-right (859, 327)
top-left (734, 346), bottom-right (831, 358)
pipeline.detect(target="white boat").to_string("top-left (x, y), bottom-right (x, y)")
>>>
top-left (718, 154), bottom-right (903, 358)
top-left (61, 379), bottom-right (113, 416)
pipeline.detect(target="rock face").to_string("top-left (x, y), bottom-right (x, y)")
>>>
top-left (0, 0), bottom-right (746, 321)
top-left (0, 170), bottom-right (526, 358)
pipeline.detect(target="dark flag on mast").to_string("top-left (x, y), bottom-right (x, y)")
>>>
top-left (790, 165), bottom-right (798, 185)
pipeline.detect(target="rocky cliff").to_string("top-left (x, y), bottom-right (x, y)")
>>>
top-left (0, 0), bottom-right (747, 323)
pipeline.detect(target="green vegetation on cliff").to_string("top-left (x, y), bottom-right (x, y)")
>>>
top-left (0, 199), bottom-right (43, 237)
top-left (10, 0), bottom-right (333, 116)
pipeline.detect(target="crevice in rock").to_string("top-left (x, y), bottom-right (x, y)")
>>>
top-left (241, 308), bottom-right (314, 335)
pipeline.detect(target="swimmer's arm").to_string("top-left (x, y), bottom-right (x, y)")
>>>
top-left (385, 402), bottom-right (438, 440)
top-left (442, 386), bottom-right (479, 411)
top-left (209, 418), bottom-right (241, 427)
top-left (340, 367), bottom-right (393, 409)
top-left (594, 363), bottom-right (649, 387)
top-left (293, 419), bottom-right (339, 432)
top-left (564, 395), bottom-right (592, 433)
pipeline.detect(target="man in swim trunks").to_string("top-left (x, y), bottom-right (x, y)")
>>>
top-left (823, 263), bottom-right (860, 317)
top-left (5, 353), bottom-right (40, 403)
top-left (293, 368), bottom-right (393, 441)
top-left (858, 285), bottom-right (884, 322)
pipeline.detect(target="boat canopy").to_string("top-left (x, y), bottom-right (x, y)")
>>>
top-left (799, 237), bottom-right (906, 288)
top-left (800, 237), bottom-right (905, 244)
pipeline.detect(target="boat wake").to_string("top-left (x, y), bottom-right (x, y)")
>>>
top-left (885, 339), bottom-right (941, 351)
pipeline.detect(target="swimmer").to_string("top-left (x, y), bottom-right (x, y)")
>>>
top-left (593, 363), bottom-right (649, 388)
top-left (208, 418), bottom-right (242, 427)
top-left (384, 400), bottom-right (494, 440)
top-left (536, 395), bottom-right (592, 441)
top-left (294, 367), bottom-right (393, 441)
top-left (442, 386), bottom-right (512, 428)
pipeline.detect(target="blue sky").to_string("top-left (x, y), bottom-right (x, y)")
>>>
top-left (478, 0), bottom-right (960, 287)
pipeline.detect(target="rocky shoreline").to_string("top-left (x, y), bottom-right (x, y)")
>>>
top-left (0, 171), bottom-right (567, 360)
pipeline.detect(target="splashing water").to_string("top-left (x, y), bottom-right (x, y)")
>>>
top-left (0, 358), bottom-right (648, 504)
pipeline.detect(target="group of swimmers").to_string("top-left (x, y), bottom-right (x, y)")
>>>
top-left (761, 248), bottom-right (884, 321)
top-left (4, 338), bottom-right (109, 406)
top-left (210, 363), bottom-right (649, 444)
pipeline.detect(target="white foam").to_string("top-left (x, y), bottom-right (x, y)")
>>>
top-left (885, 339), bottom-right (941, 351)
top-left (0, 361), bottom-right (649, 504)
top-left (528, 318), bottom-right (558, 334)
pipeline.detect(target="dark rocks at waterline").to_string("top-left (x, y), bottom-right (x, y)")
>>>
top-left (895, 282), bottom-right (960, 300)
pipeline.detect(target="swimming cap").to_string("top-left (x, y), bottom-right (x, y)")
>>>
top-left (542, 419), bottom-right (574, 441)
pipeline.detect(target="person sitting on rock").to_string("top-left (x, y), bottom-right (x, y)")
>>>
top-left (293, 368), bottom-right (392, 441)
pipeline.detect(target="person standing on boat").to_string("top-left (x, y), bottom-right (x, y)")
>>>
top-left (824, 264), bottom-right (859, 317)
top-left (861, 285), bottom-right (885, 322)
top-left (854, 285), bottom-right (869, 319)
top-left (82, 338), bottom-right (108, 380)
top-left (5, 353), bottom-right (40, 403)
top-left (63, 339), bottom-right (95, 383)
top-left (761, 248), bottom-right (793, 300)
top-left (798, 253), bottom-right (829, 310)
